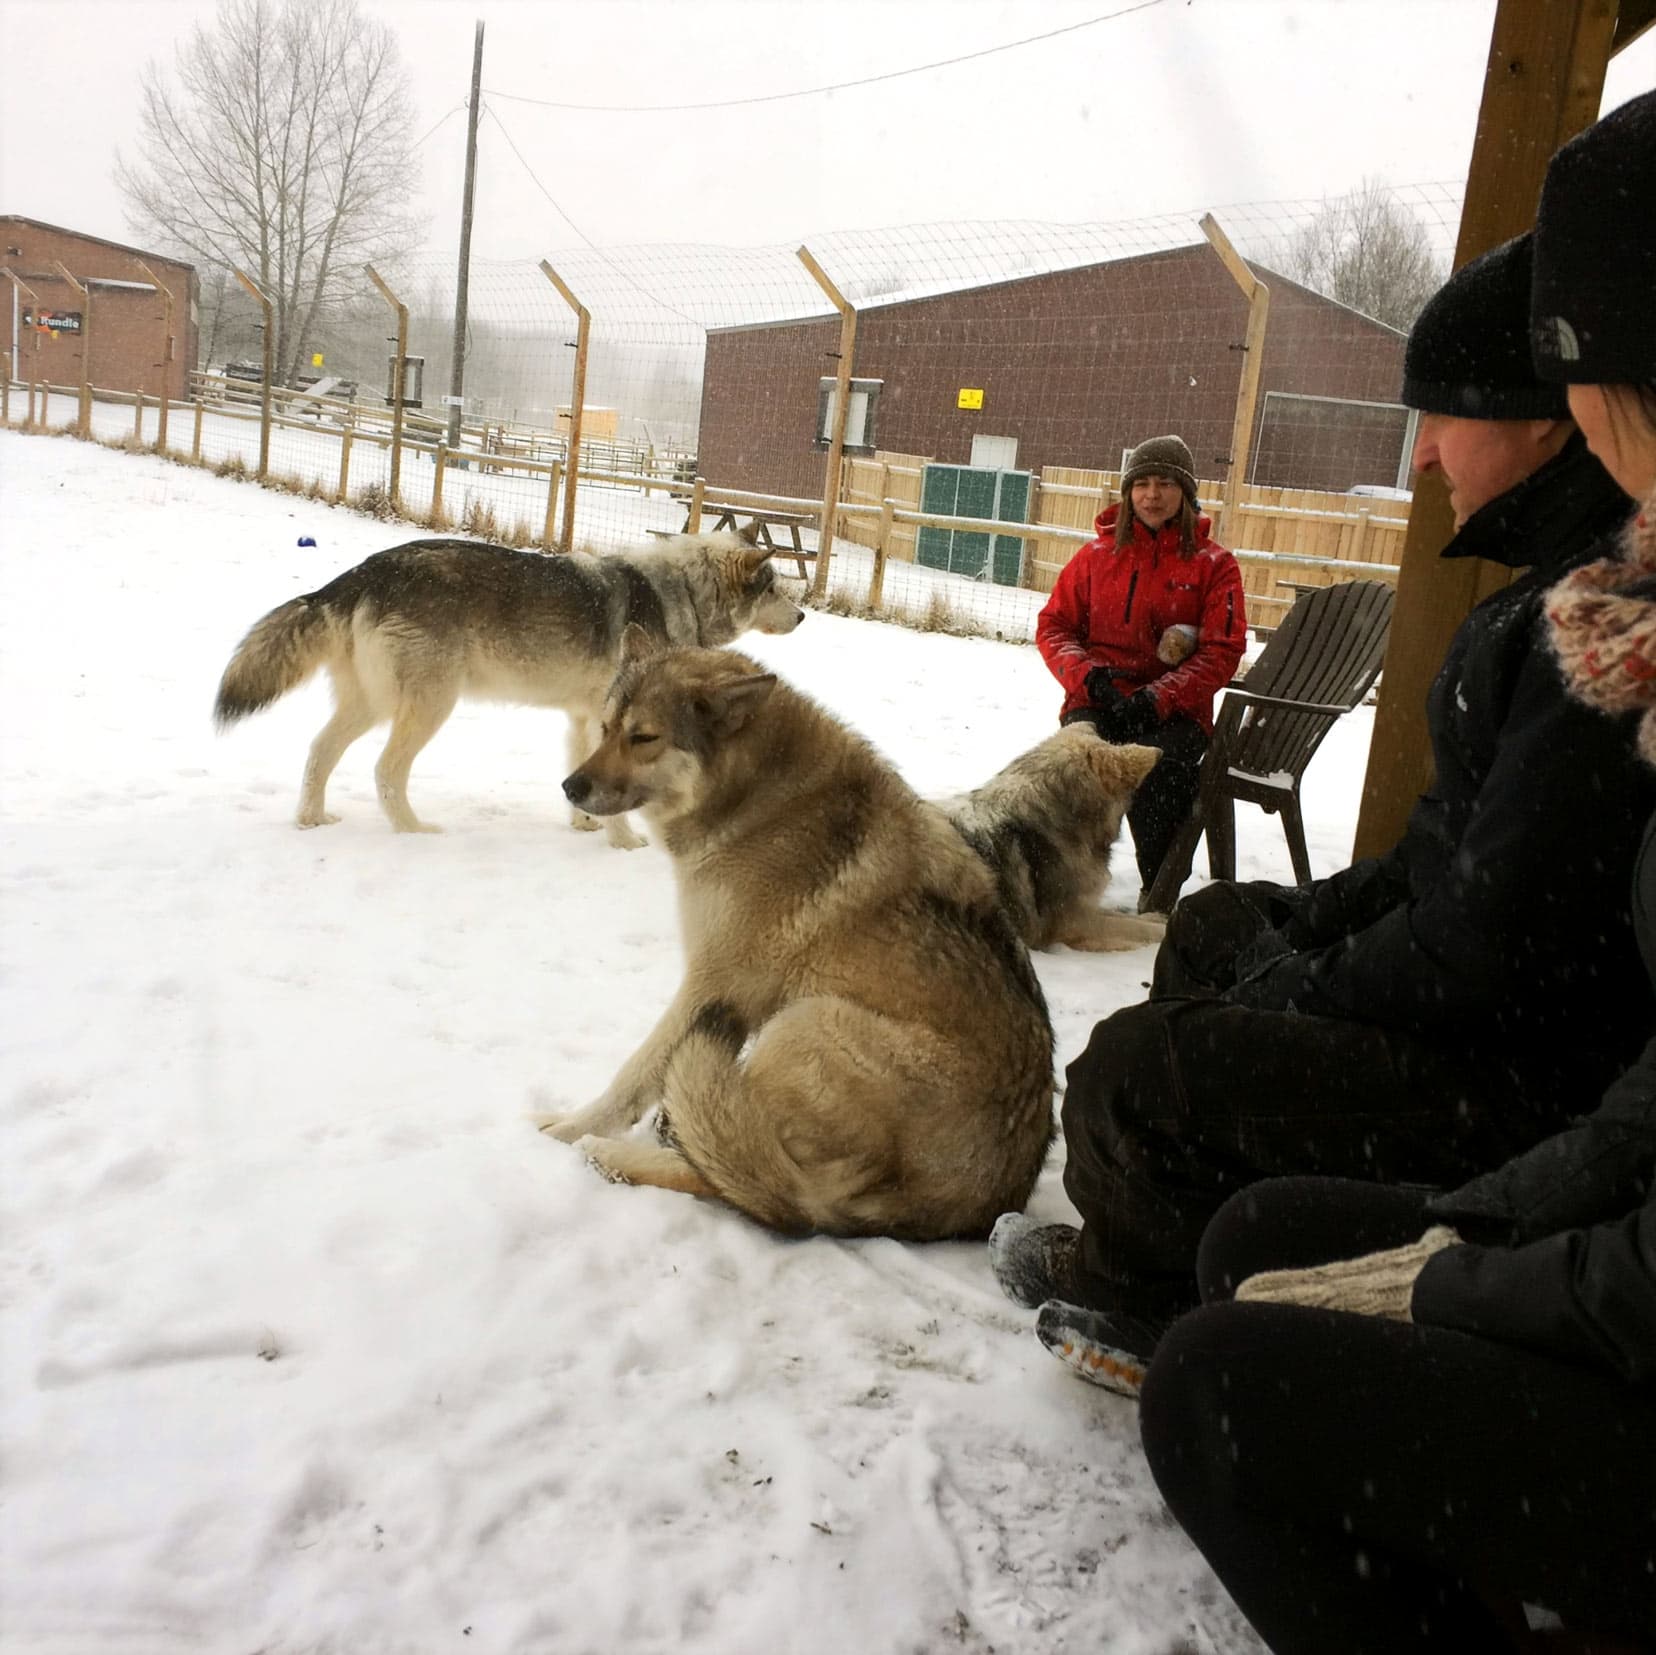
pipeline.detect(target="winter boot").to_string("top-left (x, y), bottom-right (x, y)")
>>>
top-left (1035, 1299), bottom-right (1162, 1399)
top-left (989, 1212), bottom-right (1080, 1309)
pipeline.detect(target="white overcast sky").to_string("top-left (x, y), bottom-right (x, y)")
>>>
top-left (2, 0), bottom-right (1653, 260)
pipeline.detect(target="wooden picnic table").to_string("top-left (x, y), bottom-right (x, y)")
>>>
top-left (682, 501), bottom-right (817, 579)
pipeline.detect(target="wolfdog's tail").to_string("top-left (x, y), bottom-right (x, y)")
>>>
top-left (214, 596), bottom-right (335, 726)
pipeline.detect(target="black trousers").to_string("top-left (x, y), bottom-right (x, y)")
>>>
top-left (1061, 707), bottom-right (1207, 889)
top-left (1140, 1178), bottom-right (1656, 1653)
top-left (1059, 883), bottom-right (1561, 1326)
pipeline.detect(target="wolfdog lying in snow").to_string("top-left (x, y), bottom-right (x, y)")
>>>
top-left (212, 528), bottom-right (804, 838)
top-left (536, 629), bottom-right (1055, 1240)
top-left (939, 724), bottom-right (1167, 951)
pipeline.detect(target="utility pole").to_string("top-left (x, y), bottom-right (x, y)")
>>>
top-left (446, 19), bottom-right (484, 453)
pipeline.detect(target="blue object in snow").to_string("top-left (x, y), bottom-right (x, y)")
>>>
top-left (298, 536), bottom-right (316, 547)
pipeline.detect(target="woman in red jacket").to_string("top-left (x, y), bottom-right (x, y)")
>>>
top-left (1035, 434), bottom-right (1247, 903)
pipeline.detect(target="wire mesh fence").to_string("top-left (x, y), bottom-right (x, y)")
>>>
top-left (5, 184), bottom-right (1466, 642)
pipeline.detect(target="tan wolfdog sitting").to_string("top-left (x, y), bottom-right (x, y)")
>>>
top-left (939, 724), bottom-right (1166, 952)
top-left (536, 629), bottom-right (1055, 1240)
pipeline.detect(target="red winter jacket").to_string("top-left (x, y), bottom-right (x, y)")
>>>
top-left (1036, 503), bottom-right (1247, 734)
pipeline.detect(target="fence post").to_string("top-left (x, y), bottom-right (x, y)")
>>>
top-left (136, 260), bottom-right (175, 454)
top-left (688, 475), bottom-right (705, 532)
top-left (51, 262), bottom-right (92, 437)
top-left (539, 260), bottom-right (589, 553)
top-left (869, 496), bottom-right (896, 613)
top-left (365, 264), bottom-right (409, 509)
top-left (797, 244), bottom-right (856, 601)
top-left (1199, 215), bottom-right (1269, 551)
top-left (2, 269), bottom-right (43, 429)
top-left (432, 445), bottom-right (448, 524)
top-left (133, 390), bottom-right (144, 443)
top-left (232, 268), bottom-right (274, 479)
top-left (543, 459), bottom-right (562, 549)
top-left (337, 426), bottom-right (353, 500)
top-left (192, 397), bottom-right (204, 461)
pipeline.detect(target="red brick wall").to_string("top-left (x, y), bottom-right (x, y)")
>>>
top-left (695, 245), bottom-right (1407, 502)
top-left (1, 218), bottom-right (199, 404)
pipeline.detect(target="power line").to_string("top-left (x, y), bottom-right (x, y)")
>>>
top-left (484, 0), bottom-right (1165, 114)
top-left (413, 103), bottom-right (467, 149)
top-left (480, 103), bottom-right (706, 327)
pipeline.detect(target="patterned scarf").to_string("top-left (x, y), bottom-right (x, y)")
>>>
top-left (1547, 488), bottom-right (1656, 765)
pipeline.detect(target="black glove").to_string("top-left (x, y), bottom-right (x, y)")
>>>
top-left (1083, 666), bottom-right (1124, 709)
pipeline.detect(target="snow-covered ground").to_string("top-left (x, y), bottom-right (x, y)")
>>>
top-left (0, 428), bottom-right (1373, 1654)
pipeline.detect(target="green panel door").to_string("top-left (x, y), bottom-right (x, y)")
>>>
top-left (915, 465), bottom-right (959, 571)
top-left (949, 467), bottom-right (997, 578)
top-left (991, 471), bottom-right (1032, 587)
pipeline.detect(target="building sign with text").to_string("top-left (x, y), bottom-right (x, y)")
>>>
top-left (23, 309), bottom-right (83, 335)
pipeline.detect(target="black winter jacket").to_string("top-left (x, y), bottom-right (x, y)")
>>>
top-left (1415, 811), bottom-right (1656, 1386)
top-left (1227, 435), bottom-right (1652, 1103)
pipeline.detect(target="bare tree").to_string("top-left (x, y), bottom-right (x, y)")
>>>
top-left (117, 0), bottom-right (421, 386)
top-left (1283, 179), bottom-right (1445, 331)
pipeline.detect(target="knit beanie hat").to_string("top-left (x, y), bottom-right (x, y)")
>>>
top-left (1401, 233), bottom-right (1568, 419)
top-left (1532, 89), bottom-right (1656, 385)
top-left (1120, 435), bottom-right (1198, 504)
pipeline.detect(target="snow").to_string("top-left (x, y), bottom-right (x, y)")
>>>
top-left (0, 428), bottom-right (1372, 1654)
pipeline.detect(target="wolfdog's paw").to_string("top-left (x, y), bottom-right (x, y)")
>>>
top-left (570, 810), bottom-right (604, 834)
top-left (574, 1135), bottom-right (633, 1184)
top-left (295, 811), bottom-right (341, 829)
top-left (393, 821), bottom-right (444, 835)
top-left (605, 824), bottom-right (648, 851)
top-left (530, 1112), bottom-right (582, 1142)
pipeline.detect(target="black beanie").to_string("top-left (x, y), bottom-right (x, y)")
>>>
top-left (1120, 434), bottom-right (1199, 503)
top-left (1532, 89), bottom-right (1656, 385)
top-left (1402, 233), bottom-right (1568, 419)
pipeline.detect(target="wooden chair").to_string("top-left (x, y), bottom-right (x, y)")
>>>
top-left (1142, 579), bottom-right (1396, 914)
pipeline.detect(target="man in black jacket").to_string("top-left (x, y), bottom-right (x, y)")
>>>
top-left (991, 232), bottom-right (1654, 1374)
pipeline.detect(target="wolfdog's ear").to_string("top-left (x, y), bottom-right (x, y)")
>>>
top-left (736, 517), bottom-right (766, 547)
top-left (697, 669), bottom-right (776, 739)
top-left (620, 622), bottom-right (659, 665)
top-left (1093, 741), bottom-right (1161, 794)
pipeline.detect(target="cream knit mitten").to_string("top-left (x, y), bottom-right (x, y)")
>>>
top-left (1233, 1226), bottom-right (1461, 1321)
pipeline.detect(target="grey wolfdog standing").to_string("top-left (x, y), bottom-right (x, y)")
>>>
top-left (213, 529), bottom-right (804, 837)
top-left (939, 724), bottom-right (1167, 950)
top-left (537, 629), bottom-right (1056, 1240)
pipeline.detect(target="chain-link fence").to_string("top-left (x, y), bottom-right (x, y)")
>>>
top-left (4, 184), bottom-right (1464, 640)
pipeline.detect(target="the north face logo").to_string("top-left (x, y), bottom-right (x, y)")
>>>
top-left (1541, 315), bottom-right (1582, 362)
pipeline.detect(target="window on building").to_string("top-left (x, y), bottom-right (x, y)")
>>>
top-left (815, 377), bottom-right (882, 451)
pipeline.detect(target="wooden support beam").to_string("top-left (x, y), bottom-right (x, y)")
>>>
top-left (1352, 0), bottom-right (1620, 860)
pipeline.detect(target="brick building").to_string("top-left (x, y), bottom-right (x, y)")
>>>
top-left (697, 243), bottom-right (1409, 499)
top-left (2, 218), bottom-right (198, 405)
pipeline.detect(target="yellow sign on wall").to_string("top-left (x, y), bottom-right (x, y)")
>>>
top-left (312, 352), bottom-right (324, 368)
top-left (957, 387), bottom-right (984, 410)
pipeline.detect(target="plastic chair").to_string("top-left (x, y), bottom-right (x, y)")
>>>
top-left (1143, 579), bottom-right (1396, 913)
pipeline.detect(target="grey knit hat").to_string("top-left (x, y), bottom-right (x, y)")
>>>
top-left (1120, 435), bottom-right (1198, 504)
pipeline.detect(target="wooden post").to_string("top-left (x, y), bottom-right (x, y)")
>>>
top-left (136, 261), bottom-right (174, 453)
top-left (688, 475), bottom-right (705, 532)
top-left (1353, 0), bottom-right (1621, 859)
top-left (365, 263), bottom-right (409, 508)
top-left (432, 445), bottom-right (448, 523)
top-left (133, 390), bottom-right (144, 442)
top-left (192, 397), bottom-right (204, 461)
top-left (1200, 214), bottom-right (1270, 549)
top-left (232, 268), bottom-right (274, 478)
top-left (539, 260), bottom-right (589, 553)
top-left (52, 262), bottom-right (91, 437)
top-left (543, 459), bottom-right (562, 549)
top-left (869, 496), bottom-right (896, 612)
top-left (338, 426), bottom-right (353, 500)
top-left (1, 267), bottom-right (42, 430)
top-left (798, 245), bottom-right (856, 601)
